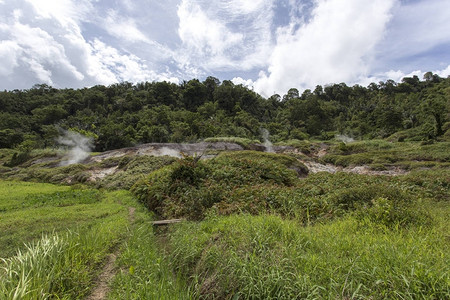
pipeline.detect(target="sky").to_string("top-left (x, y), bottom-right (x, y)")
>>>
top-left (0, 0), bottom-right (449, 96)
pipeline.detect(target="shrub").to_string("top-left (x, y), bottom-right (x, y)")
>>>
top-left (131, 152), bottom-right (309, 220)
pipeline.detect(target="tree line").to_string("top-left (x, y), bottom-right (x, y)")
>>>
top-left (0, 72), bottom-right (449, 151)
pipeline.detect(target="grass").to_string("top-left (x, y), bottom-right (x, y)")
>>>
top-left (0, 140), bottom-right (449, 299)
top-left (0, 181), bottom-right (194, 299)
top-left (167, 210), bottom-right (449, 299)
top-left (108, 202), bottom-right (194, 299)
top-left (320, 140), bottom-right (450, 168)
top-left (0, 181), bottom-right (127, 258)
top-left (0, 180), bottom-right (130, 298)
top-left (0, 215), bottom-right (128, 299)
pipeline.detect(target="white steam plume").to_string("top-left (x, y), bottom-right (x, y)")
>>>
top-left (335, 134), bottom-right (355, 144)
top-left (261, 128), bottom-right (274, 153)
top-left (58, 130), bottom-right (93, 166)
top-left (154, 147), bottom-right (182, 158)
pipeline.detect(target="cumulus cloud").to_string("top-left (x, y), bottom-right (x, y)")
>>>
top-left (0, 0), bottom-right (178, 90)
top-left (0, 40), bottom-right (20, 76)
top-left (176, 0), bottom-right (274, 74)
top-left (254, 0), bottom-right (395, 96)
top-left (231, 76), bottom-right (254, 88)
top-left (0, 0), bottom-right (448, 92)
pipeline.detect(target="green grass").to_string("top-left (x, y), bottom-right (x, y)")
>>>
top-left (167, 210), bottom-right (449, 299)
top-left (320, 141), bottom-right (450, 168)
top-left (0, 180), bottom-right (130, 297)
top-left (108, 203), bottom-right (194, 299)
top-left (1, 141), bottom-right (449, 299)
top-left (0, 181), bottom-right (195, 299)
top-left (0, 215), bottom-right (128, 299)
top-left (0, 181), bottom-right (127, 258)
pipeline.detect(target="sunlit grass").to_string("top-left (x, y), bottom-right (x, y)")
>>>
top-left (168, 209), bottom-right (449, 299)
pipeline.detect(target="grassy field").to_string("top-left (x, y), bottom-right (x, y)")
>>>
top-left (0, 140), bottom-right (449, 299)
top-left (0, 180), bottom-right (191, 299)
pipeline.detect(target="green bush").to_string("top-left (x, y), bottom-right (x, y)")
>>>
top-left (132, 152), bottom-right (308, 220)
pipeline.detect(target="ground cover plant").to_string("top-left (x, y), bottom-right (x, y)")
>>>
top-left (320, 140), bottom-right (450, 169)
top-left (129, 145), bottom-right (449, 299)
top-left (167, 210), bottom-right (448, 299)
top-left (131, 151), bottom-right (309, 220)
top-left (108, 198), bottom-right (194, 299)
top-left (0, 181), bottom-right (194, 299)
top-left (0, 138), bottom-right (448, 299)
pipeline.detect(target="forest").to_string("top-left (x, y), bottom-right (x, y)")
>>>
top-left (1, 72), bottom-right (449, 152)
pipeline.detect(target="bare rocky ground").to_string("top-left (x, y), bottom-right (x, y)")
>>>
top-left (88, 142), bottom-right (244, 163)
top-left (82, 142), bottom-right (409, 182)
top-left (18, 142), bottom-right (408, 184)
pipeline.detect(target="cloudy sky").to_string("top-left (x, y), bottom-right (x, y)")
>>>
top-left (0, 0), bottom-right (449, 96)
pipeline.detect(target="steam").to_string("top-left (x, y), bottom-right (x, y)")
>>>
top-left (58, 130), bottom-right (93, 166)
top-left (335, 134), bottom-right (354, 143)
top-left (154, 147), bottom-right (182, 158)
top-left (261, 128), bottom-right (274, 153)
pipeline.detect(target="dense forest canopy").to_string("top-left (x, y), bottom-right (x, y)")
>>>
top-left (0, 73), bottom-right (449, 151)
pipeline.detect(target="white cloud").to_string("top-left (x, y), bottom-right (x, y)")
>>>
top-left (376, 0), bottom-right (450, 63)
top-left (435, 65), bottom-right (450, 78)
top-left (0, 0), bottom-right (448, 92)
top-left (0, 0), bottom-right (179, 89)
top-left (24, 0), bottom-right (93, 27)
top-left (367, 65), bottom-right (450, 85)
top-left (88, 39), bottom-right (178, 84)
top-left (254, 0), bottom-right (395, 96)
top-left (0, 18), bottom-right (85, 85)
top-left (176, 0), bottom-right (274, 74)
top-left (0, 40), bottom-right (20, 76)
top-left (177, 0), bottom-right (243, 57)
top-left (231, 76), bottom-right (254, 87)
top-left (103, 10), bottom-right (150, 43)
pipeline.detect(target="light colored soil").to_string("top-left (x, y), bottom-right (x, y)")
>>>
top-left (87, 166), bottom-right (118, 182)
top-left (85, 252), bottom-right (118, 300)
top-left (302, 160), bottom-right (409, 176)
top-left (128, 207), bottom-right (135, 224)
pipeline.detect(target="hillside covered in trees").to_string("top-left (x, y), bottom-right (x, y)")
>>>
top-left (1, 72), bottom-right (449, 151)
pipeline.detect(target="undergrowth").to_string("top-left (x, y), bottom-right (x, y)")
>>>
top-left (0, 214), bottom-right (128, 299)
top-left (167, 212), bottom-right (449, 299)
top-left (108, 203), bottom-right (194, 299)
top-left (131, 151), bottom-right (308, 220)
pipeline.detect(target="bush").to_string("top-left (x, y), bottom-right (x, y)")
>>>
top-left (132, 152), bottom-right (309, 220)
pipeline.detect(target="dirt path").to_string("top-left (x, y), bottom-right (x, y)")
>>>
top-left (85, 252), bottom-right (119, 300)
top-left (85, 206), bottom-right (136, 300)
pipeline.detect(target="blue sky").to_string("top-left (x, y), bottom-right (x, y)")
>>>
top-left (0, 0), bottom-right (449, 96)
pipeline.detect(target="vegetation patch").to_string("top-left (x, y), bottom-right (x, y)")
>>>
top-left (132, 151), bottom-right (308, 220)
top-left (167, 213), bottom-right (449, 299)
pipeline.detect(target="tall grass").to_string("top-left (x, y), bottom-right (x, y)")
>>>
top-left (108, 206), bottom-right (194, 299)
top-left (168, 213), bottom-right (449, 299)
top-left (0, 214), bottom-right (128, 299)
